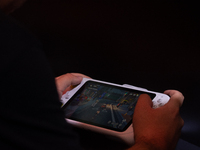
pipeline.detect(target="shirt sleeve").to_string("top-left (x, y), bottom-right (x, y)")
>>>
top-left (0, 11), bottom-right (82, 150)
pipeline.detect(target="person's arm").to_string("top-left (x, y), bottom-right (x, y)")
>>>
top-left (128, 90), bottom-right (184, 150)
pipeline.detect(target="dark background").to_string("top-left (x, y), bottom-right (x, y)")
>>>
top-left (12, 0), bottom-right (200, 149)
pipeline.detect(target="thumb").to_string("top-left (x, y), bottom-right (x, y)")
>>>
top-left (133, 94), bottom-right (153, 125)
top-left (55, 73), bottom-right (83, 98)
top-left (135, 94), bottom-right (153, 110)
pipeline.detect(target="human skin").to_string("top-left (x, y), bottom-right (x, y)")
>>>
top-left (128, 91), bottom-right (184, 150)
top-left (56, 73), bottom-right (184, 150)
top-left (55, 73), bottom-right (91, 99)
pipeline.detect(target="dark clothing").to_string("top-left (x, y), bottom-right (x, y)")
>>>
top-left (0, 11), bottom-right (82, 150)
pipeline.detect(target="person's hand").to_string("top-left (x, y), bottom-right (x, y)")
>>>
top-left (128, 90), bottom-right (184, 150)
top-left (55, 73), bottom-right (90, 99)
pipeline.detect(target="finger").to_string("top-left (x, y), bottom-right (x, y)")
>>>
top-left (56, 73), bottom-right (90, 79)
top-left (164, 90), bottom-right (184, 108)
top-left (71, 73), bottom-right (91, 79)
top-left (135, 94), bottom-right (153, 110)
top-left (56, 73), bottom-right (83, 93)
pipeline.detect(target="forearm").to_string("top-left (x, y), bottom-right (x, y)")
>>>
top-left (127, 142), bottom-right (160, 150)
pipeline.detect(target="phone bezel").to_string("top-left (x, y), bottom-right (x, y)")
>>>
top-left (62, 80), bottom-right (156, 132)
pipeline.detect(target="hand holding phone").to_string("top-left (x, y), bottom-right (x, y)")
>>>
top-left (55, 73), bottom-right (90, 99)
top-left (129, 90), bottom-right (184, 150)
top-left (61, 78), bottom-right (170, 145)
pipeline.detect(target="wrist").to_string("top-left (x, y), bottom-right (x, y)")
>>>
top-left (127, 137), bottom-right (167, 150)
top-left (127, 142), bottom-right (159, 150)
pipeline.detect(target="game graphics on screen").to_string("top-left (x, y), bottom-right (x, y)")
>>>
top-left (64, 82), bottom-right (141, 131)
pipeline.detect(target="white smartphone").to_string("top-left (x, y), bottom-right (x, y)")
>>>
top-left (61, 78), bottom-right (170, 145)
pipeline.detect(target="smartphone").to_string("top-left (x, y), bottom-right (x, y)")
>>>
top-left (61, 78), bottom-right (170, 145)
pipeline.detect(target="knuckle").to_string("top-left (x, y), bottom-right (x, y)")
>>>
top-left (65, 73), bottom-right (74, 78)
top-left (180, 118), bottom-right (184, 127)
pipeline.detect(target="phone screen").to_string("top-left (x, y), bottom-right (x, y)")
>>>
top-left (62, 81), bottom-right (156, 132)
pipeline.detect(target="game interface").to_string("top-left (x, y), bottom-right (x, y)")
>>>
top-left (63, 81), bottom-right (155, 131)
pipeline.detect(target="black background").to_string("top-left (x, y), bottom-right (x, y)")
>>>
top-left (12, 0), bottom-right (200, 149)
